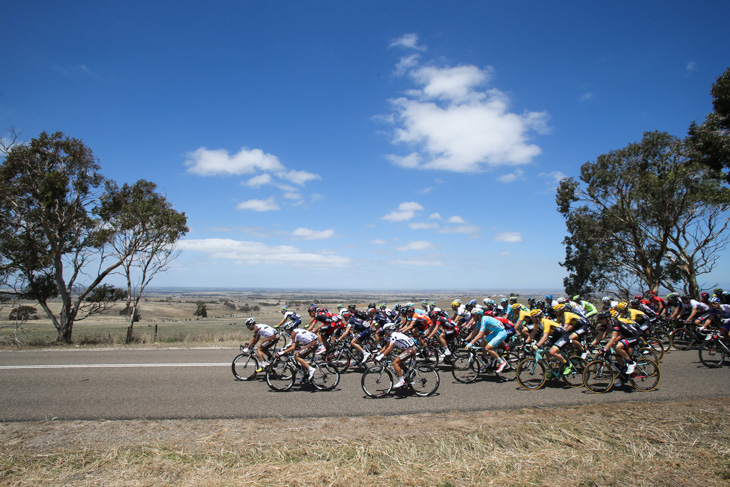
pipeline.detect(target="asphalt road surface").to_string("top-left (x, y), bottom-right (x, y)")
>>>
top-left (1, 347), bottom-right (729, 421)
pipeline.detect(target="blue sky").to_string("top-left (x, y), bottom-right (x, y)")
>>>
top-left (2, 1), bottom-right (729, 291)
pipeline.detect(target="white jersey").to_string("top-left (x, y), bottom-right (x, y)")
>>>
top-left (292, 328), bottom-right (317, 345)
top-left (253, 324), bottom-right (277, 339)
top-left (387, 331), bottom-right (416, 350)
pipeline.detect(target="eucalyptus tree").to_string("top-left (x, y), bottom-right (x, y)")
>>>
top-left (97, 179), bottom-right (188, 343)
top-left (557, 131), bottom-right (730, 298)
top-left (0, 131), bottom-right (187, 343)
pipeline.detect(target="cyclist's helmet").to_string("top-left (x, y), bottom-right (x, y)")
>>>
top-left (529, 309), bottom-right (542, 317)
top-left (500, 298), bottom-right (508, 305)
top-left (701, 292), bottom-right (710, 301)
top-left (602, 296), bottom-right (611, 303)
top-left (645, 290), bottom-right (655, 297)
top-left (557, 297), bottom-right (567, 304)
top-left (484, 298), bottom-right (495, 306)
top-left (630, 299), bottom-right (641, 307)
top-left (508, 296), bottom-right (518, 304)
top-left (553, 304), bottom-right (565, 312)
top-left (596, 310), bottom-right (611, 320)
top-left (348, 304), bottom-right (357, 310)
top-left (382, 323), bottom-right (397, 334)
top-left (511, 303), bottom-right (522, 311)
top-left (680, 294), bottom-right (691, 301)
top-left (617, 302), bottom-right (628, 311)
top-left (245, 318), bottom-right (256, 329)
top-left (714, 288), bottom-right (724, 296)
top-left (308, 304), bottom-right (317, 313)
top-left (545, 294), bottom-right (554, 302)
top-left (380, 303), bottom-right (387, 310)
top-left (394, 304), bottom-right (402, 312)
top-left (572, 295), bottom-right (581, 302)
top-left (280, 306), bottom-right (287, 314)
top-left (337, 304), bottom-right (343, 310)
top-left (472, 308), bottom-right (484, 317)
top-left (421, 300), bottom-right (429, 308)
top-left (467, 299), bottom-right (477, 308)
top-left (451, 299), bottom-right (461, 310)
top-left (709, 297), bottom-right (721, 304)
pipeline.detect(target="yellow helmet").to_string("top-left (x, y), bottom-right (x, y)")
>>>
top-left (529, 309), bottom-right (542, 317)
top-left (511, 303), bottom-right (522, 310)
top-left (617, 302), bottom-right (628, 311)
top-left (451, 300), bottom-right (461, 310)
top-left (553, 304), bottom-right (565, 312)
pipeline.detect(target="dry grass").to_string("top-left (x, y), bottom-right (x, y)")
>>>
top-left (2, 398), bottom-right (729, 486)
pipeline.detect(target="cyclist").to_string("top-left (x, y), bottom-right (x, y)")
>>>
top-left (512, 303), bottom-right (533, 341)
top-left (675, 295), bottom-right (710, 328)
top-left (309, 308), bottom-right (342, 355)
top-left (601, 309), bottom-right (640, 377)
top-left (337, 310), bottom-right (372, 363)
top-left (526, 307), bottom-right (573, 376)
top-left (242, 318), bottom-right (280, 372)
top-left (643, 291), bottom-right (667, 316)
top-left (556, 304), bottom-right (591, 356)
top-left (276, 306), bottom-right (302, 333)
top-left (707, 297), bottom-right (730, 343)
top-left (425, 308), bottom-right (457, 360)
top-left (572, 295), bottom-right (598, 320)
top-left (374, 323), bottom-right (417, 389)
top-left (347, 304), bottom-right (369, 321)
top-left (400, 304), bottom-right (434, 342)
top-left (275, 327), bottom-right (319, 381)
top-left (465, 308), bottom-right (509, 373)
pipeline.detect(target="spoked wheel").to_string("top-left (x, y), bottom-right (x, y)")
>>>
top-left (409, 364), bottom-right (440, 396)
top-left (629, 358), bottom-right (660, 391)
top-left (561, 356), bottom-right (588, 388)
top-left (652, 331), bottom-right (671, 350)
top-left (644, 336), bottom-right (665, 362)
top-left (450, 352), bottom-right (480, 383)
top-left (495, 352), bottom-right (520, 382)
top-left (516, 358), bottom-right (546, 390)
top-left (636, 347), bottom-right (661, 365)
top-left (266, 360), bottom-right (295, 392)
top-left (361, 365), bottom-right (393, 398)
top-left (325, 347), bottom-right (352, 373)
top-left (310, 362), bottom-right (340, 391)
top-left (583, 360), bottom-right (614, 393)
top-left (699, 340), bottom-right (727, 368)
top-left (670, 327), bottom-right (694, 351)
top-left (416, 345), bottom-right (440, 367)
top-left (231, 352), bottom-right (259, 381)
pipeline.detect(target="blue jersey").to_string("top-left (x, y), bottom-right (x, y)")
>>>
top-left (478, 315), bottom-right (505, 333)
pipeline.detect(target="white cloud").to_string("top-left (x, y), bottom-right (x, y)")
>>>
top-left (397, 240), bottom-right (435, 251)
top-left (580, 92), bottom-right (594, 103)
top-left (497, 169), bottom-right (525, 183)
top-left (243, 173), bottom-right (274, 187)
top-left (539, 170), bottom-right (567, 192)
top-left (179, 238), bottom-right (349, 268)
top-left (383, 51), bottom-right (549, 173)
top-left (429, 213), bottom-right (442, 220)
top-left (185, 147), bottom-right (284, 176)
top-left (371, 239), bottom-right (388, 245)
top-left (394, 259), bottom-right (444, 267)
top-left (439, 224), bottom-right (480, 236)
top-left (383, 201), bottom-right (424, 222)
top-left (389, 33), bottom-right (426, 51)
top-left (686, 61), bottom-right (698, 73)
top-left (279, 169), bottom-right (321, 186)
top-left (236, 197), bottom-right (279, 212)
top-left (494, 232), bottom-right (522, 242)
top-left (291, 227), bottom-right (335, 240)
top-left (409, 222), bottom-right (439, 230)
top-left (446, 215), bottom-right (466, 224)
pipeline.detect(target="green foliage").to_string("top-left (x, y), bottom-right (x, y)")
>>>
top-left (557, 131), bottom-right (730, 297)
top-left (9, 305), bottom-right (38, 321)
top-left (193, 301), bottom-right (207, 318)
top-left (86, 284), bottom-right (126, 303)
top-left (687, 67), bottom-right (730, 183)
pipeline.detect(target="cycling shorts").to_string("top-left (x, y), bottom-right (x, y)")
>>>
top-left (548, 331), bottom-right (571, 350)
top-left (484, 329), bottom-right (508, 348)
top-left (355, 328), bottom-right (372, 341)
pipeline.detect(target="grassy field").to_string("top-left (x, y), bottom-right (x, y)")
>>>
top-left (1, 397), bottom-right (729, 486)
top-left (0, 292), bottom-right (470, 348)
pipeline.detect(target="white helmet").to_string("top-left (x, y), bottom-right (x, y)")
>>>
top-left (382, 323), bottom-right (397, 333)
top-left (245, 318), bottom-right (256, 329)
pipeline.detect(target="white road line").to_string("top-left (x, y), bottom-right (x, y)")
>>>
top-left (0, 363), bottom-right (230, 369)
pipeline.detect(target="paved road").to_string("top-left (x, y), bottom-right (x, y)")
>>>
top-left (1, 347), bottom-right (728, 421)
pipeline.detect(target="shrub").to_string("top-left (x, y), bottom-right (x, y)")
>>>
top-left (9, 306), bottom-right (38, 321)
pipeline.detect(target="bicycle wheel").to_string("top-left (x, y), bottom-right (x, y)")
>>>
top-left (450, 352), bottom-right (480, 383)
top-left (629, 358), bottom-right (660, 391)
top-left (561, 356), bottom-right (588, 388)
top-left (266, 361), bottom-right (295, 392)
top-left (670, 327), bottom-right (694, 351)
top-left (311, 361), bottom-right (340, 391)
top-left (495, 352), bottom-right (520, 382)
top-left (417, 344), bottom-right (440, 367)
top-left (231, 353), bottom-right (259, 381)
top-left (644, 336), bottom-right (665, 362)
top-left (636, 347), bottom-right (661, 365)
top-left (409, 364), bottom-right (440, 396)
top-left (516, 358), bottom-right (547, 390)
top-left (699, 339), bottom-right (727, 368)
top-left (652, 330), bottom-right (671, 350)
top-left (325, 346), bottom-right (351, 373)
top-left (361, 365), bottom-right (393, 398)
top-left (583, 360), bottom-right (614, 393)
